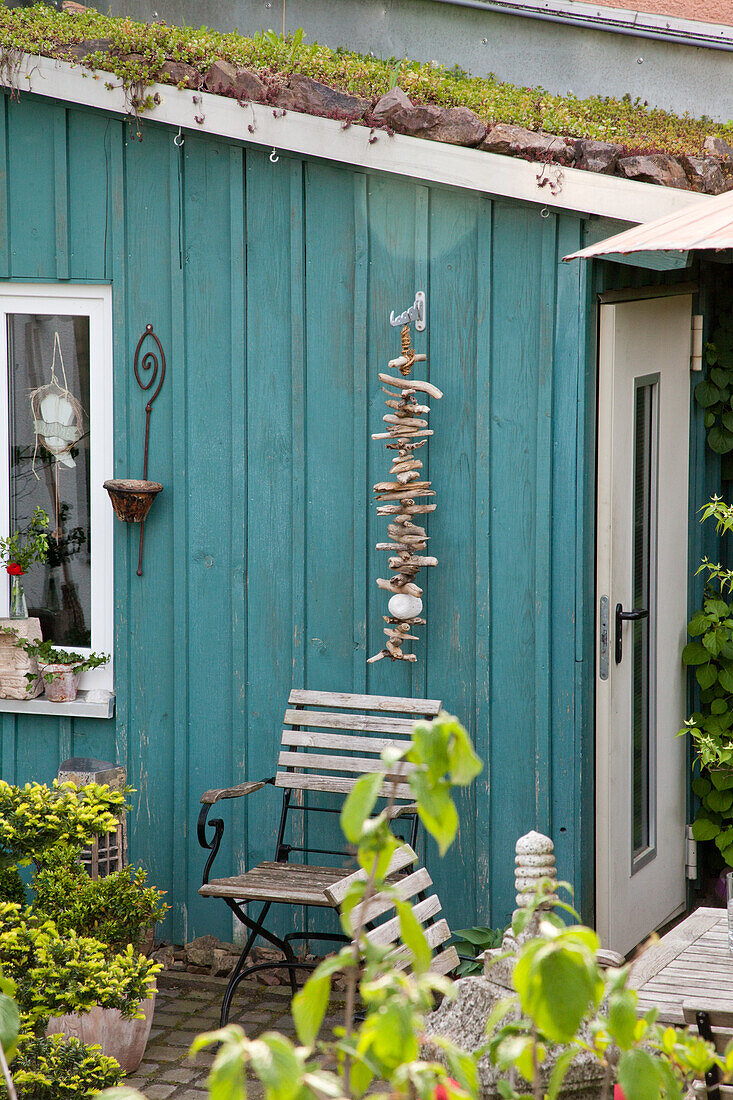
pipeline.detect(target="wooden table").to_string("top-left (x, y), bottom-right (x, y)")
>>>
top-left (628, 907), bottom-right (733, 1025)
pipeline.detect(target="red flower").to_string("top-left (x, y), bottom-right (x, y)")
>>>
top-left (614, 1087), bottom-right (627, 1100)
top-left (6, 563), bottom-right (23, 576)
top-left (435, 1078), bottom-right (459, 1100)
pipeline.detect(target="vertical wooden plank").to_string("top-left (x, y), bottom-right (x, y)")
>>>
top-left (534, 215), bottom-right (557, 836)
top-left (365, 175), bottom-right (417, 699)
top-left (244, 148), bottom-right (295, 935)
top-left (123, 123), bottom-right (177, 939)
top-left (550, 215), bottom-right (585, 906)
top-left (182, 133), bottom-right (239, 941)
top-left (170, 132), bottom-right (189, 941)
top-left (110, 120), bottom-right (129, 781)
top-left (303, 161), bottom-right (356, 687)
top-left (67, 108), bottom-right (111, 282)
top-left (291, 159), bottom-right (306, 693)
top-left (289, 156), bottom-right (306, 930)
top-left (474, 195), bottom-right (492, 925)
top-left (577, 246), bottom-right (599, 923)
top-left (352, 173), bottom-right (368, 692)
top-left (0, 95), bottom-right (10, 279)
top-left (7, 96), bottom-right (56, 277)
top-left (410, 185), bottom-right (429, 705)
top-left (489, 201), bottom-right (542, 924)
top-left (58, 716), bottom-right (72, 765)
top-left (53, 107), bottom-right (69, 281)
top-left (229, 144), bottom-right (247, 891)
top-left (424, 186), bottom-right (479, 929)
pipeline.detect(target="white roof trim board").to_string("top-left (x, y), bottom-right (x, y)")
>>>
top-left (564, 186), bottom-right (733, 260)
top-left (8, 52), bottom-right (713, 225)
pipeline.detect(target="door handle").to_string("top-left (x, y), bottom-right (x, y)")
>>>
top-left (615, 603), bottom-right (648, 665)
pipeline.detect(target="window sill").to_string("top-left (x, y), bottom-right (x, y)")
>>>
top-left (0, 689), bottom-right (115, 719)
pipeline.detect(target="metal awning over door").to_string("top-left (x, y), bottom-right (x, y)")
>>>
top-left (564, 189), bottom-right (731, 261)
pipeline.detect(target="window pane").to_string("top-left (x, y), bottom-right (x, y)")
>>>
top-left (7, 314), bottom-right (91, 647)
top-left (632, 380), bottom-right (656, 860)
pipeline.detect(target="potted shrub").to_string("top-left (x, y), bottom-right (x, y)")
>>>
top-left (0, 779), bottom-right (162, 1076)
top-left (0, 902), bottom-right (159, 1075)
top-left (20, 641), bottom-right (110, 702)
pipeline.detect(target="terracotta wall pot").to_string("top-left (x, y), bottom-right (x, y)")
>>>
top-left (41, 664), bottom-right (80, 702)
top-left (46, 987), bottom-right (156, 1074)
top-left (104, 479), bottom-right (163, 523)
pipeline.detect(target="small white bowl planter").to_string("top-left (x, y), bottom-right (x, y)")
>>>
top-left (46, 986), bottom-right (157, 1073)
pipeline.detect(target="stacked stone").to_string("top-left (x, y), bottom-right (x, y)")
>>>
top-left (368, 344), bottom-right (443, 664)
top-left (514, 829), bottom-right (558, 911)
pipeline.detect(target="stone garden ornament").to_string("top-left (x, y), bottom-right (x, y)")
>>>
top-left (368, 291), bottom-right (443, 664)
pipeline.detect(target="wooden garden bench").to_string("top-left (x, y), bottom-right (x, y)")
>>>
top-left (197, 688), bottom-right (458, 1024)
top-left (683, 1001), bottom-right (733, 1098)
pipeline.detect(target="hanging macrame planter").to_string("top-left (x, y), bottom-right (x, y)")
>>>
top-left (29, 331), bottom-right (86, 541)
top-left (104, 324), bottom-right (165, 577)
top-left (368, 292), bottom-right (443, 664)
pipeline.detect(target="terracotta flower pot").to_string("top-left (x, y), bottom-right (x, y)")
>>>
top-left (46, 987), bottom-right (156, 1074)
top-left (41, 664), bottom-right (80, 702)
top-left (104, 479), bottom-right (163, 523)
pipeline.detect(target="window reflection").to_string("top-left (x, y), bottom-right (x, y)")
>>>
top-left (7, 314), bottom-right (91, 647)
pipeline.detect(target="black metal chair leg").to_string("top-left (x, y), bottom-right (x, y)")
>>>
top-left (222, 899), bottom-right (272, 1025)
top-left (222, 898), bottom-right (300, 1022)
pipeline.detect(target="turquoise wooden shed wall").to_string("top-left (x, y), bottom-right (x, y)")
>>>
top-left (0, 90), bottom-right (596, 942)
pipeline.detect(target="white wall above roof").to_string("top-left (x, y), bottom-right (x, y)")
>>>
top-left (10, 52), bottom-right (712, 225)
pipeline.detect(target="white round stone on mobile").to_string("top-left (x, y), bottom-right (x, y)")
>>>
top-left (388, 593), bottom-right (423, 620)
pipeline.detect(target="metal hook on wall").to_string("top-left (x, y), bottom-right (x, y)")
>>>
top-left (389, 290), bottom-right (426, 332)
top-left (270, 147), bottom-right (279, 164)
top-left (174, 127), bottom-right (184, 147)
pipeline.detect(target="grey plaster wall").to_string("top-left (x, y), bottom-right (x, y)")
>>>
top-left (86, 0), bottom-right (733, 120)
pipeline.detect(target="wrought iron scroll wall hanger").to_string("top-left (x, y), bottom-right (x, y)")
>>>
top-left (103, 323), bottom-right (166, 578)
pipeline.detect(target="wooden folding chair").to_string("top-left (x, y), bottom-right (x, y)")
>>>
top-left (197, 689), bottom-right (456, 1024)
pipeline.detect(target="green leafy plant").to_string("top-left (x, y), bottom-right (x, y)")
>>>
top-left (0, 507), bottom-right (48, 576)
top-left (0, 973), bottom-right (20, 1100)
top-left (0, 779), bottom-right (126, 872)
top-left (452, 926), bottom-right (504, 976)
top-left (485, 885), bottom-right (729, 1099)
top-left (0, 870), bottom-right (25, 909)
top-left (695, 321), bottom-right (733, 471)
top-left (33, 854), bottom-right (168, 953)
top-left (0, 902), bottom-right (160, 1030)
top-left (19, 640), bottom-right (109, 685)
top-left (679, 498), bottom-right (733, 863)
top-left (4, 1032), bottom-right (121, 1100)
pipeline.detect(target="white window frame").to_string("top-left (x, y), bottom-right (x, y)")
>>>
top-left (0, 283), bottom-right (113, 691)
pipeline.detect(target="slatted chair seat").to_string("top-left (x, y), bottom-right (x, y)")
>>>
top-left (197, 689), bottom-right (452, 1024)
top-left (200, 863), bottom-right (351, 906)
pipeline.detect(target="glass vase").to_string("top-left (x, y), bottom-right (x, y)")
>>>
top-left (9, 574), bottom-right (27, 619)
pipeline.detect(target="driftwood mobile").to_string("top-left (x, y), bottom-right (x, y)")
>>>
top-left (369, 293), bottom-right (443, 665)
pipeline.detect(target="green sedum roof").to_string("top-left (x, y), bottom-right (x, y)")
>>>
top-left (0, 3), bottom-right (730, 156)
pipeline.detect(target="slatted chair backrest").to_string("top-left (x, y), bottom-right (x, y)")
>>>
top-left (683, 1002), bottom-right (733, 1098)
top-left (325, 843), bottom-right (459, 976)
top-left (276, 690), bottom-right (442, 803)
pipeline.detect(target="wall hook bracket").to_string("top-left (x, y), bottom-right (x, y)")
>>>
top-left (103, 323), bottom-right (166, 578)
top-left (389, 290), bottom-right (426, 332)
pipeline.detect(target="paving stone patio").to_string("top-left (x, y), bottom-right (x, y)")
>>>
top-left (125, 974), bottom-right (346, 1099)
